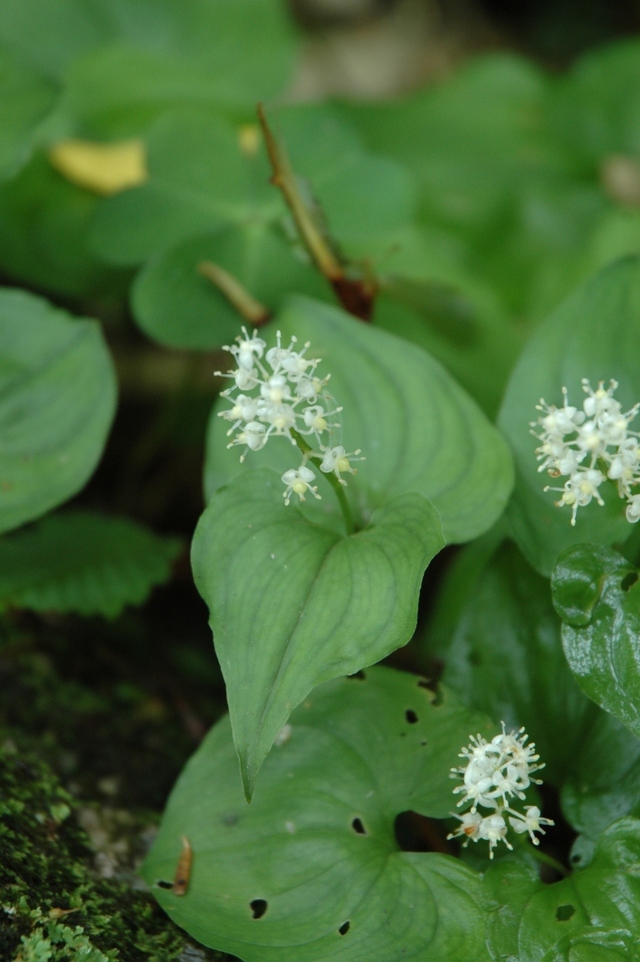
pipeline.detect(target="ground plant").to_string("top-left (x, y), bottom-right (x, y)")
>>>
top-left (3, 2), bottom-right (640, 961)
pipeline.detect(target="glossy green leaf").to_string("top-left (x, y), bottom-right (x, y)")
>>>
top-left (561, 710), bottom-right (640, 854)
top-left (551, 542), bottom-right (640, 739)
top-left (205, 296), bottom-right (514, 545)
top-left (0, 51), bottom-right (56, 181)
top-left (482, 822), bottom-right (640, 962)
top-left (427, 541), bottom-right (597, 785)
top-left (498, 256), bottom-right (640, 575)
top-left (143, 666), bottom-right (492, 962)
top-left (517, 818), bottom-right (640, 962)
top-left (0, 288), bottom-right (116, 534)
top-left (131, 224), bottom-right (326, 350)
top-left (192, 468), bottom-right (444, 796)
top-left (482, 859), bottom-right (544, 962)
top-left (0, 510), bottom-right (181, 617)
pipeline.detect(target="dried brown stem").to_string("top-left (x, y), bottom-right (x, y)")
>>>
top-left (257, 103), bottom-right (375, 321)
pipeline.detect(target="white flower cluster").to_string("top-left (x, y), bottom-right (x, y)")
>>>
top-left (448, 724), bottom-right (553, 859)
top-left (215, 327), bottom-right (363, 505)
top-left (532, 379), bottom-right (640, 525)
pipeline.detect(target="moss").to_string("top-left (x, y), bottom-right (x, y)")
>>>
top-left (0, 574), bottom-right (233, 959)
top-left (0, 742), bottom-right (230, 962)
top-left (0, 741), bottom-right (228, 962)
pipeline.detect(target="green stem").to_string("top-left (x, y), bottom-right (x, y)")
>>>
top-left (525, 843), bottom-right (570, 878)
top-left (291, 429), bottom-right (356, 536)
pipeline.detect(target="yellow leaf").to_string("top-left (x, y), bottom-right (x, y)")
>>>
top-left (48, 139), bottom-right (147, 196)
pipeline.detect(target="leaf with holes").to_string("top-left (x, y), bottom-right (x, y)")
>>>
top-left (482, 821), bottom-right (640, 962)
top-left (515, 818), bottom-right (640, 962)
top-left (0, 510), bottom-right (181, 617)
top-left (498, 256), bottom-right (640, 576)
top-left (551, 542), bottom-right (640, 740)
top-left (429, 540), bottom-right (598, 786)
top-left (142, 666), bottom-right (493, 962)
top-left (0, 289), bottom-right (116, 534)
top-left (192, 469), bottom-right (444, 797)
top-left (205, 296), bottom-right (514, 546)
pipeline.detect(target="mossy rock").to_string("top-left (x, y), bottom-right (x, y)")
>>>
top-left (0, 742), bottom-right (230, 962)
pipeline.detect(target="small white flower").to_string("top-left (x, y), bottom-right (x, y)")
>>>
top-left (227, 421), bottom-right (266, 459)
top-left (547, 467), bottom-right (606, 526)
top-left (627, 494), bottom-right (640, 523)
top-left (225, 326), bottom-right (266, 370)
top-left (478, 813), bottom-right (513, 858)
top-left (319, 445), bottom-right (363, 485)
top-left (294, 374), bottom-right (329, 401)
top-left (608, 438), bottom-right (640, 497)
top-left (218, 394), bottom-right (259, 435)
top-left (508, 805), bottom-right (554, 846)
top-left (260, 374), bottom-right (292, 405)
top-left (281, 465), bottom-right (321, 505)
top-left (446, 810), bottom-right (483, 846)
top-left (581, 377), bottom-right (620, 418)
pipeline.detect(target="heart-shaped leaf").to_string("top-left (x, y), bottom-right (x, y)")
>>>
top-left (0, 288), bottom-right (116, 534)
top-left (205, 296), bottom-right (514, 546)
top-left (498, 256), bottom-right (640, 575)
top-left (0, 510), bottom-right (181, 617)
top-left (142, 666), bottom-right (492, 962)
top-left (192, 469), bottom-right (444, 797)
top-left (551, 542), bottom-right (640, 739)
